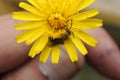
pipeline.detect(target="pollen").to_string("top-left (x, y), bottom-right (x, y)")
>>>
top-left (48, 12), bottom-right (67, 29)
top-left (48, 29), bottom-right (66, 38)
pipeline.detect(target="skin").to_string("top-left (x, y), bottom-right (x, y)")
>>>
top-left (0, 15), bottom-right (120, 80)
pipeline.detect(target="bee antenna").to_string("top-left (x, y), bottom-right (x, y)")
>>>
top-left (70, 19), bottom-right (72, 29)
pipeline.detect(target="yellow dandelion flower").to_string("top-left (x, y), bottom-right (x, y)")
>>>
top-left (13, 0), bottom-right (103, 64)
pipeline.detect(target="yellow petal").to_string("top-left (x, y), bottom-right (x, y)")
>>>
top-left (25, 26), bottom-right (49, 45)
top-left (55, 0), bottom-right (61, 12)
top-left (16, 28), bottom-right (40, 43)
top-left (15, 21), bottom-right (48, 30)
top-left (37, 0), bottom-right (52, 14)
top-left (19, 2), bottom-right (45, 16)
top-left (54, 0), bottom-right (60, 8)
top-left (72, 19), bottom-right (103, 30)
top-left (80, 19), bottom-right (103, 29)
top-left (39, 46), bottom-right (52, 63)
top-left (13, 12), bottom-right (44, 21)
top-left (47, 0), bottom-right (55, 11)
top-left (51, 45), bottom-right (60, 64)
top-left (25, 31), bottom-right (44, 45)
top-left (64, 0), bottom-right (82, 17)
top-left (70, 9), bottom-right (99, 21)
top-left (59, 0), bottom-right (68, 13)
top-left (73, 30), bottom-right (98, 47)
top-left (37, 0), bottom-right (49, 8)
top-left (77, 0), bottom-right (95, 12)
top-left (70, 35), bottom-right (88, 55)
top-left (28, 34), bottom-right (48, 58)
top-left (27, 0), bottom-right (40, 9)
top-left (64, 39), bottom-right (78, 62)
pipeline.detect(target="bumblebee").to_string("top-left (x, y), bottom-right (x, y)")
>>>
top-left (49, 28), bottom-right (71, 46)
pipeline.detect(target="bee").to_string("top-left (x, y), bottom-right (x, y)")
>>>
top-left (49, 37), bottom-right (63, 46)
top-left (49, 28), bottom-right (71, 46)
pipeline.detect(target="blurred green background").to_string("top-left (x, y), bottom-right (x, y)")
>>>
top-left (0, 0), bottom-right (120, 80)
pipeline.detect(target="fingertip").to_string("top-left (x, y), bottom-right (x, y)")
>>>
top-left (39, 46), bottom-right (85, 80)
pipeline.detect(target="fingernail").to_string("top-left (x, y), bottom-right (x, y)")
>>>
top-left (39, 47), bottom-right (84, 80)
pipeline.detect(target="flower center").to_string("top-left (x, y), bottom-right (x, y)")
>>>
top-left (48, 13), bottom-right (67, 29)
top-left (47, 13), bottom-right (71, 46)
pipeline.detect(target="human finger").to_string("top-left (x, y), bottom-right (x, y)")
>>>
top-left (1, 58), bottom-right (47, 80)
top-left (0, 15), bottom-right (30, 73)
top-left (85, 28), bottom-right (120, 80)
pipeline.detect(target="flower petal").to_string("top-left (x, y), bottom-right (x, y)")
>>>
top-left (64, 39), bottom-right (78, 62)
top-left (54, 0), bottom-right (62, 12)
top-left (25, 26), bottom-right (49, 45)
top-left (70, 35), bottom-right (88, 55)
top-left (70, 9), bottom-right (99, 21)
top-left (28, 34), bottom-right (48, 58)
top-left (13, 12), bottom-right (45, 21)
top-left (77, 0), bottom-right (95, 12)
top-left (16, 28), bottom-right (40, 43)
top-left (64, 0), bottom-right (82, 17)
top-left (59, 0), bottom-right (68, 13)
top-left (37, 0), bottom-right (53, 14)
top-left (15, 21), bottom-right (48, 30)
top-left (47, 0), bottom-right (56, 11)
top-left (72, 19), bottom-right (103, 30)
top-left (73, 30), bottom-right (98, 47)
top-left (19, 2), bottom-right (45, 17)
top-left (37, 0), bottom-right (49, 8)
top-left (27, 0), bottom-right (40, 9)
top-left (51, 45), bottom-right (60, 64)
top-left (39, 46), bottom-right (52, 63)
